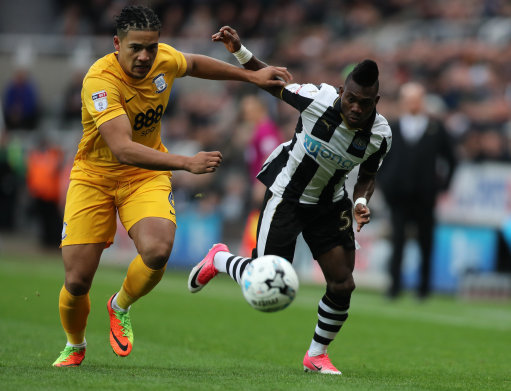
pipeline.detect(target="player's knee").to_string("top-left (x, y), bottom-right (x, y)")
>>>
top-left (65, 278), bottom-right (92, 296)
top-left (327, 277), bottom-right (356, 297)
top-left (140, 239), bottom-right (173, 269)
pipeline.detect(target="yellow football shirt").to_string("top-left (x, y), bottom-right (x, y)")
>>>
top-left (73, 43), bottom-right (187, 179)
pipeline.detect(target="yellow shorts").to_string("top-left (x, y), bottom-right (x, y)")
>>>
top-left (61, 169), bottom-right (176, 247)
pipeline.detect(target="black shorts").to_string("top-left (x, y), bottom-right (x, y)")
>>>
top-left (252, 190), bottom-right (355, 262)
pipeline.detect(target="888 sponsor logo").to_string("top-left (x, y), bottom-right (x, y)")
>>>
top-left (133, 104), bottom-right (164, 135)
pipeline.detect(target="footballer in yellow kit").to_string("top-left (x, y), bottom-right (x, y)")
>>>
top-left (52, 5), bottom-right (291, 368)
top-left (62, 43), bottom-right (186, 247)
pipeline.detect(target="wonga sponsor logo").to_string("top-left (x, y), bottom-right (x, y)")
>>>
top-left (304, 134), bottom-right (356, 170)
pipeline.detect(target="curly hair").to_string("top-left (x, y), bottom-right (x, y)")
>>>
top-left (115, 5), bottom-right (161, 37)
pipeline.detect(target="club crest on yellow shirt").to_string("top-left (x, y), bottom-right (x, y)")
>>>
top-left (153, 73), bottom-right (167, 94)
top-left (61, 222), bottom-right (67, 240)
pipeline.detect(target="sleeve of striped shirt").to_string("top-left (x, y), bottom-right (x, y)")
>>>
top-left (280, 83), bottom-right (318, 112)
top-left (359, 135), bottom-right (390, 175)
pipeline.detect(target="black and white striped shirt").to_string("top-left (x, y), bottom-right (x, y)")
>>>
top-left (257, 83), bottom-right (392, 204)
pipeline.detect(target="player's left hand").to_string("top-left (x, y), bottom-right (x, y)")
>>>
top-left (353, 203), bottom-right (371, 232)
top-left (212, 26), bottom-right (241, 53)
top-left (185, 151), bottom-right (223, 174)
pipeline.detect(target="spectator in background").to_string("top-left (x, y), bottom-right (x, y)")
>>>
top-left (476, 128), bottom-right (511, 162)
top-left (378, 82), bottom-right (457, 300)
top-left (56, 3), bottom-right (92, 36)
top-left (241, 94), bottom-right (283, 198)
top-left (61, 71), bottom-right (85, 127)
top-left (26, 137), bottom-right (64, 247)
top-left (239, 94), bottom-right (283, 255)
top-left (2, 69), bottom-right (39, 131)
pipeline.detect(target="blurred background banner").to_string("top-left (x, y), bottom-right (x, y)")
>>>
top-left (169, 209), bottom-right (222, 268)
top-left (437, 162), bottom-right (511, 227)
top-left (0, 0), bottom-right (510, 298)
top-left (430, 225), bottom-right (498, 292)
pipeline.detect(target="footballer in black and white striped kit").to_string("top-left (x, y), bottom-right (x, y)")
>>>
top-left (255, 81), bottom-right (391, 260)
top-left (259, 82), bottom-right (390, 204)
top-left (188, 26), bottom-right (392, 375)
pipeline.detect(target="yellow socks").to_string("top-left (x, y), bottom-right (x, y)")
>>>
top-left (58, 255), bottom-right (165, 345)
top-left (58, 285), bottom-right (90, 345)
top-left (116, 254), bottom-right (166, 309)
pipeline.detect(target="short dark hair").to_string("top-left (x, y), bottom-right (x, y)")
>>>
top-left (115, 6), bottom-right (161, 38)
top-left (346, 59), bottom-right (379, 91)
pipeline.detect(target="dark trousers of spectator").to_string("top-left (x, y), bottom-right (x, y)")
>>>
top-left (387, 199), bottom-right (434, 299)
top-left (0, 161), bottom-right (17, 230)
top-left (0, 189), bottom-right (16, 230)
top-left (33, 198), bottom-right (62, 248)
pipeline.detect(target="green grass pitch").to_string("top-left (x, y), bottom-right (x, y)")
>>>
top-left (0, 254), bottom-right (510, 391)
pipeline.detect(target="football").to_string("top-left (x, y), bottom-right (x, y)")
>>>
top-left (240, 255), bottom-right (299, 312)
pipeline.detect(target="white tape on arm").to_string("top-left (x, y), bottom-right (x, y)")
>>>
top-left (354, 197), bottom-right (367, 207)
top-left (232, 45), bottom-right (253, 65)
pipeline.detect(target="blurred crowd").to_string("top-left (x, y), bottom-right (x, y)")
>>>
top-left (1, 0), bottom-right (511, 250)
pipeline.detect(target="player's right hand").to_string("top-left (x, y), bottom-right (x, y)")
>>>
top-left (186, 151), bottom-right (223, 174)
top-left (250, 66), bottom-right (292, 88)
top-left (212, 26), bottom-right (241, 53)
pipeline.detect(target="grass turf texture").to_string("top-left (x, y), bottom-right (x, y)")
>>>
top-left (1, 254), bottom-right (510, 391)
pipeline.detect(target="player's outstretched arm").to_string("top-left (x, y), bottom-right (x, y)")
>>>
top-left (98, 114), bottom-right (222, 174)
top-left (182, 53), bottom-right (290, 90)
top-left (212, 25), bottom-right (291, 97)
